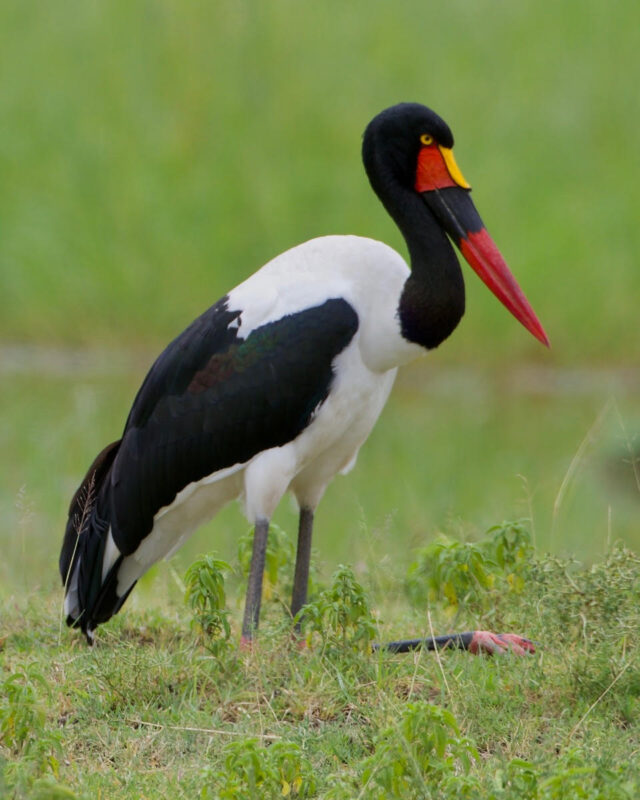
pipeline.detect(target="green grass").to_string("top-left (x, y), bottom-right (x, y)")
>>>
top-left (2, 533), bottom-right (639, 798)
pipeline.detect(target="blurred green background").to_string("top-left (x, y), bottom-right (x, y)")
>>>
top-left (1, 0), bottom-right (638, 602)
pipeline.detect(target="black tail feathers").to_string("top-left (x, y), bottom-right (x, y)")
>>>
top-left (60, 440), bottom-right (132, 642)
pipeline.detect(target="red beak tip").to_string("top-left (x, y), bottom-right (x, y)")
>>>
top-left (533, 325), bottom-right (551, 349)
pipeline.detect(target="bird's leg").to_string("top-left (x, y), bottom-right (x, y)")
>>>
top-left (291, 507), bottom-right (314, 632)
top-left (241, 518), bottom-right (270, 643)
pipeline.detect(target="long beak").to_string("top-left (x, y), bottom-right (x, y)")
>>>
top-left (424, 186), bottom-right (549, 347)
top-left (416, 145), bottom-right (549, 347)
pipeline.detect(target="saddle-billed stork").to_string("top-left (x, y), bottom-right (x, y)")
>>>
top-left (60, 103), bottom-right (548, 653)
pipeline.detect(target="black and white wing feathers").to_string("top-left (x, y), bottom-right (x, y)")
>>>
top-left (108, 296), bottom-right (359, 553)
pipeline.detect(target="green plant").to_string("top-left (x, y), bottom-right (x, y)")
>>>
top-left (406, 535), bottom-right (496, 612)
top-left (0, 666), bottom-right (49, 754)
top-left (0, 665), bottom-right (63, 791)
top-left (524, 544), bottom-right (640, 714)
top-left (486, 519), bottom-right (533, 570)
top-left (488, 751), bottom-right (640, 800)
top-left (184, 553), bottom-right (232, 651)
top-left (29, 777), bottom-right (79, 800)
top-left (327, 701), bottom-right (478, 799)
top-left (267, 742), bottom-right (317, 798)
top-left (296, 564), bottom-right (377, 653)
top-left (406, 520), bottom-right (534, 614)
top-left (202, 739), bottom-right (316, 798)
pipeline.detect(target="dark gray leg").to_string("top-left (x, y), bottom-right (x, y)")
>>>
top-left (241, 518), bottom-right (270, 641)
top-left (291, 507), bottom-right (314, 630)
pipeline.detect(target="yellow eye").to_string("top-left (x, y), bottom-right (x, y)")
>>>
top-left (420, 134), bottom-right (434, 146)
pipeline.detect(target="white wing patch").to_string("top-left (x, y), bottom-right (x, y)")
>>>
top-left (101, 529), bottom-right (121, 582)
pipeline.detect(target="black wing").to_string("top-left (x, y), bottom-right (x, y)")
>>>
top-left (109, 296), bottom-right (359, 553)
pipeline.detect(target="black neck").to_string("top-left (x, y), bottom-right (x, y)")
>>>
top-left (365, 150), bottom-right (465, 350)
top-left (395, 191), bottom-right (465, 349)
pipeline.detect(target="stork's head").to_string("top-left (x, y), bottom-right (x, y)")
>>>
top-left (363, 103), bottom-right (549, 347)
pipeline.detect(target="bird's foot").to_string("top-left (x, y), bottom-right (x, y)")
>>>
top-left (290, 631), bottom-right (308, 651)
top-left (239, 634), bottom-right (255, 652)
top-left (469, 631), bottom-right (535, 656)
